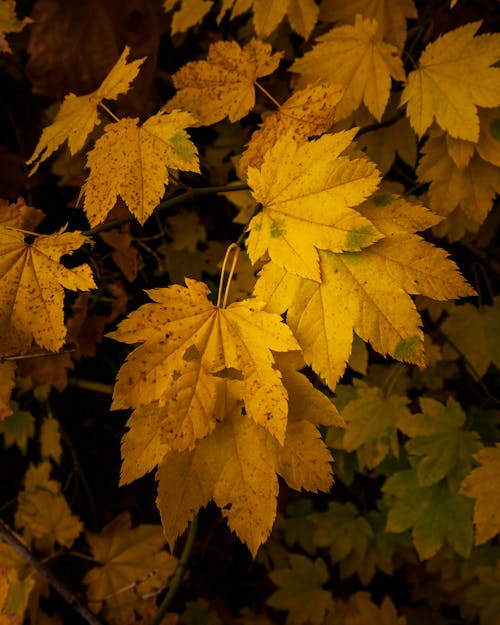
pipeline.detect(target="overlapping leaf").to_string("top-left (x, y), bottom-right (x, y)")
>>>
top-left (27, 46), bottom-right (145, 172)
top-left (0, 0), bottom-right (32, 53)
top-left (247, 131), bottom-right (382, 281)
top-left (254, 194), bottom-right (474, 388)
top-left (291, 15), bottom-right (405, 120)
top-left (166, 39), bottom-right (282, 125)
top-left (401, 21), bottom-right (500, 140)
top-left (0, 227), bottom-right (96, 356)
top-left (82, 110), bottom-right (200, 225)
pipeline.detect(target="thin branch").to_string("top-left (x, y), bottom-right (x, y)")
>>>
top-left (150, 516), bottom-right (199, 625)
top-left (67, 377), bottom-right (114, 395)
top-left (0, 519), bottom-right (105, 625)
top-left (82, 183), bottom-right (249, 237)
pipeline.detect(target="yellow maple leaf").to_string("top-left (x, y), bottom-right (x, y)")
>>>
top-left (401, 21), bottom-right (500, 141)
top-left (0, 0), bottom-right (32, 53)
top-left (82, 110), bottom-right (200, 226)
top-left (460, 445), bottom-right (500, 544)
top-left (84, 513), bottom-right (178, 624)
top-left (165, 39), bottom-right (282, 126)
top-left (157, 404), bottom-right (333, 556)
top-left (254, 194), bottom-right (475, 388)
top-left (27, 46), bottom-right (146, 172)
top-left (239, 82), bottom-right (345, 174)
top-left (0, 227), bottom-right (96, 356)
top-left (291, 15), bottom-right (405, 121)
top-left (417, 133), bottom-right (500, 225)
top-left (246, 131), bottom-right (382, 281)
top-left (319, 0), bottom-right (417, 49)
top-left (108, 278), bottom-right (299, 445)
top-left (227, 0), bottom-right (319, 39)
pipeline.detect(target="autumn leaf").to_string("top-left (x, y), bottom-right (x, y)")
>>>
top-left (401, 21), bottom-right (500, 140)
top-left (246, 130), bottom-right (382, 281)
top-left (84, 513), bottom-right (178, 624)
top-left (417, 132), bottom-right (500, 225)
top-left (82, 110), bottom-right (200, 226)
top-left (0, 401), bottom-right (34, 452)
top-left (0, 361), bottom-right (15, 419)
top-left (441, 300), bottom-right (500, 377)
top-left (157, 404), bottom-right (333, 556)
top-left (384, 467), bottom-right (474, 559)
top-left (291, 15), bottom-right (405, 121)
top-left (267, 555), bottom-right (333, 625)
top-left (255, 194), bottom-right (474, 388)
top-left (40, 416), bottom-right (62, 463)
top-left (399, 397), bottom-right (483, 488)
top-left (0, 0), bottom-right (32, 53)
top-left (164, 0), bottom-right (213, 35)
top-left (239, 82), bottom-right (345, 174)
top-left (109, 278), bottom-right (299, 445)
top-left (339, 384), bottom-right (411, 470)
top-left (227, 0), bottom-right (319, 39)
top-left (343, 592), bottom-right (407, 625)
top-left (27, 46), bottom-right (146, 172)
top-left (460, 445), bottom-right (500, 545)
top-left (0, 227), bottom-right (96, 355)
top-left (165, 39), bottom-right (282, 125)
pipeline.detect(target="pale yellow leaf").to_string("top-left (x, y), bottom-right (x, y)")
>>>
top-left (247, 131), bottom-right (382, 281)
top-left (27, 46), bottom-right (146, 172)
top-left (82, 110), bottom-right (200, 226)
top-left (0, 227), bottom-right (96, 355)
top-left (166, 39), bottom-right (282, 125)
top-left (401, 22), bottom-right (500, 140)
top-left (291, 16), bottom-right (405, 120)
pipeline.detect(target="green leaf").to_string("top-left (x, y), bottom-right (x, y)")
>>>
top-left (267, 554), bottom-right (333, 625)
top-left (384, 468), bottom-right (474, 559)
top-left (0, 402), bottom-right (35, 453)
top-left (399, 397), bottom-right (483, 488)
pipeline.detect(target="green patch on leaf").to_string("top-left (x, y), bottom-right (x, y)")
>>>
top-left (490, 119), bottom-right (500, 141)
top-left (394, 335), bottom-right (422, 361)
top-left (345, 226), bottom-right (375, 251)
top-left (373, 192), bottom-right (393, 206)
top-left (270, 218), bottom-right (286, 238)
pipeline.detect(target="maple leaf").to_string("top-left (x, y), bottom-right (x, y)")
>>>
top-left (27, 46), bottom-right (146, 172)
top-left (291, 15), bottom-right (405, 121)
top-left (166, 39), bottom-right (282, 126)
top-left (0, 197), bottom-right (43, 230)
top-left (441, 300), bottom-right (500, 378)
top-left (0, 0), bottom-right (32, 53)
top-left (319, 0), bottom-right (417, 48)
top-left (239, 83), bottom-right (345, 174)
top-left (339, 384), bottom-right (411, 470)
top-left (40, 416), bottom-right (62, 463)
top-left (0, 227), bottom-right (95, 356)
top-left (100, 229), bottom-right (144, 282)
top-left (84, 513), bottom-right (177, 624)
top-left (109, 279), bottom-right (298, 445)
top-left (384, 467), bottom-right (474, 559)
top-left (401, 21), bottom-right (500, 141)
top-left (82, 110), bottom-right (200, 226)
top-left (227, 0), bottom-right (319, 39)
top-left (343, 592), bottom-right (407, 625)
top-left (157, 406), bottom-right (333, 556)
top-left (460, 445), bottom-right (500, 545)
top-left (267, 554), bottom-right (333, 625)
top-left (246, 131), bottom-right (382, 281)
top-left (255, 194), bottom-right (474, 388)
top-left (399, 397), bottom-right (483, 489)
top-left (417, 133), bottom-right (500, 225)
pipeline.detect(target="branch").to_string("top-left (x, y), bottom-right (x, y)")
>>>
top-left (0, 519), bottom-right (105, 625)
top-left (150, 516), bottom-right (199, 625)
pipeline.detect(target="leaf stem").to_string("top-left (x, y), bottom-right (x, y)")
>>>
top-left (99, 102), bottom-right (121, 123)
top-left (217, 243), bottom-right (238, 308)
top-left (254, 81), bottom-right (281, 109)
top-left (222, 246), bottom-right (240, 308)
top-left (0, 519), bottom-right (105, 625)
top-left (67, 376), bottom-right (114, 395)
top-left (150, 516), bottom-right (199, 625)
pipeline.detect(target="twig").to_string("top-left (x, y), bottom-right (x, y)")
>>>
top-left (150, 516), bottom-right (199, 625)
top-left (0, 519), bottom-right (105, 625)
top-left (67, 377), bottom-right (113, 395)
